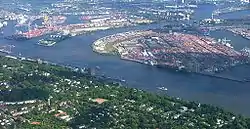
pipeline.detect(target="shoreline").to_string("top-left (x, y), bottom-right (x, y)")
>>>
top-left (121, 56), bottom-right (250, 83)
top-left (0, 53), bottom-right (128, 85)
top-left (92, 30), bottom-right (250, 83)
top-left (3, 51), bottom-right (248, 84)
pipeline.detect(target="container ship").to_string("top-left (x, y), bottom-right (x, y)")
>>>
top-left (38, 33), bottom-right (71, 47)
top-left (4, 34), bottom-right (30, 41)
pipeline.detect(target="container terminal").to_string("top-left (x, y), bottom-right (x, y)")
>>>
top-left (93, 30), bottom-right (250, 77)
top-left (3, 15), bottom-right (153, 41)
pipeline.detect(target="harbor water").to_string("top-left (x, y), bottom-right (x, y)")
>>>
top-left (1, 5), bottom-right (250, 116)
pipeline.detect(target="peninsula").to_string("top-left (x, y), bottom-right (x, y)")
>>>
top-left (92, 30), bottom-right (250, 74)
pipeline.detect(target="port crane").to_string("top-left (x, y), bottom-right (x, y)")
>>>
top-left (0, 45), bottom-right (15, 54)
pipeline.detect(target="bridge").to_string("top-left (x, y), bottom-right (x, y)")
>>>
top-left (0, 45), bottom-right (15, 54)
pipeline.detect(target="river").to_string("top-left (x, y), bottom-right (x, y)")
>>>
top-left (1, 5), bottom-right (250, 116)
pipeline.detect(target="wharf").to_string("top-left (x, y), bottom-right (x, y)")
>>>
top-left (155, 63), bottom-right (248, 83)
top-left (159, 65), bottom-right (248, 83)
top-left (139, 61), bottom-right (248, 83)
top-left (121, 56), bottom-right (247, 83)
top-left (120, 56), bottom-right (145, 64)
top-left (196, 73), bottom-right (248, 83)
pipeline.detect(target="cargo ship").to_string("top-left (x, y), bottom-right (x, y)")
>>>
top-left (155, 63), bottom-right (190, 73)
top-left (4, 34), bottom-right (30, 41)
top-left (38, 33), bottom-right (71, 47)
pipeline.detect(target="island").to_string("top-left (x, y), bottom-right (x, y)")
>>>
top-left (0, 55), bottom-right (249, 129)
top-left (92, 30), bottom-right (250, 75)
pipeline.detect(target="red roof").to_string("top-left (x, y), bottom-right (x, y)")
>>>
top-left (30, 122), bottom-right (41, 125)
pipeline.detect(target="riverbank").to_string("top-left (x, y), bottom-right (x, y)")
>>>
top-left (1, 55), bottom-right (250, 128)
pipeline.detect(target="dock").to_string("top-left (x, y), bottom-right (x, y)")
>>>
top-left (155, 64), bottom-right (249, 83)
top-left (196, 73), bottom-right (247, 83)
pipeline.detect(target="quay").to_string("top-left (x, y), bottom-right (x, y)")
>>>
top-left (155, 63), bottom-right (248, 83)
top-left (121, 54), bottom-right (249, 83)
top-left (196, 73), bottom-right (247, 83)
top-left (157, 65), bottom-right (248, 83)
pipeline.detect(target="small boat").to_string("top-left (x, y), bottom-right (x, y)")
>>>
top-left (121, 79), bottom-right (126, 82)
top-left (157, 86), bottom-right (168, 91)
top-left (243, 77), bottom-right (250, 82)
top-left (96, 66), bottom-right (101, 70)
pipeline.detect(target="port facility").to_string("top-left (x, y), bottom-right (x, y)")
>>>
top-left (93, 30), bottom-right (250, 74)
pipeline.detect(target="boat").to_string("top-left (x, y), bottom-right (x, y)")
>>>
top-left (38, 33), bottom-right (71, 47)
top-left (156, 63), bottom-right (189, 73)
top-left (38, 39), bottom-right (57, 47)
top-left (224, 43), bottom-right (234, 49)
top-left (121, 79), bottom-right (126, 82)
top-left (157, 86), bottom-right (168, 91)
top-left (4, 34), bottom-right (30, 41)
